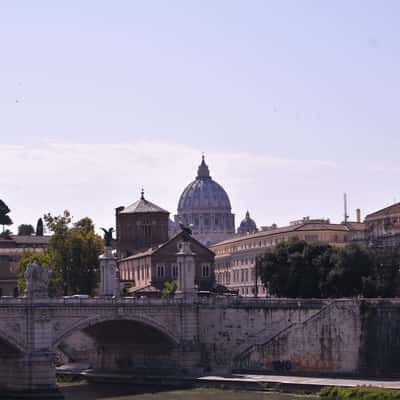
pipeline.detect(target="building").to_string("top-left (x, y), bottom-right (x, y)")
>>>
top-left (0, 235), bottom-right (50, 296)
top-left (210, 218), bottom-right (366, 297)
top-left (365, 202), bottom-right (400, 247)
top-left (175, 156), bottom-right (235, 246)
top-left (118, 230), bottom-right (215, 295)
top-left (116, 190), bottom-right (170, 258)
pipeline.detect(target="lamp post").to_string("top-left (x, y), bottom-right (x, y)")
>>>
top-left (254, 256), bottom-right (260, 298)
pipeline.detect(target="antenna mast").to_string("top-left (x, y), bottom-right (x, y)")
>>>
top-left (343, 193), bottom-right (349, 223)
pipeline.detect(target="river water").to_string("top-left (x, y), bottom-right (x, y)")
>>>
top-left (60, 383), bottom-right (318, 400)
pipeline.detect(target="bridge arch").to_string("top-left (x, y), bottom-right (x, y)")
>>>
top-left (52, 314), bottom-right (180, 349)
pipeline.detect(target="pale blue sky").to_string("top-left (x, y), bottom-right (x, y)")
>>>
top-left (1, 1), bottom-right (400, 231)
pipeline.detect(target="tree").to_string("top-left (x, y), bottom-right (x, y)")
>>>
top-left (323, 244), bottom-right (374, 298)
top-left (18, 224), bottom-right (35, 236)
top-left (257, 238), bottom-right (387, 299)
top-left (369, 247), bottom-right (400, 297)
top-left (161, 280), bottom-right (178, 297)
top-left (0, 199), bottom-right (13, 235)
top-left (258, 239), bottom-right (336, 298)
top-left (43, 211), bottom-right (103, 295)
top-left (36, 218), bottom-right (44, 236)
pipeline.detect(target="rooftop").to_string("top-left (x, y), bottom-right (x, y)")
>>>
top-left (120, 190), bottom-right (169, 214)
top-left (211, 220), bottom-right (365, 248)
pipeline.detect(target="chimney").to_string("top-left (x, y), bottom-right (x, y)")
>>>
top-left (356, 208), bottom-right (361, 223)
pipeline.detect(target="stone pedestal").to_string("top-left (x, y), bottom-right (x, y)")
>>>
top-left (175, 241), bottom-right (196, 298)
top-left (99, 246), bottom-right (120, 297)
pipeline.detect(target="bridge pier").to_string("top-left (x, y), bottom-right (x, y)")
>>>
top-left (0, 351), bottom-right (63, 399)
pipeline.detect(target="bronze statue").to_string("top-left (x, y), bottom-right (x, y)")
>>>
top-left (101, 227), bottom-right (114, 247)
top-left (179, 223), bottom-right (192, 242)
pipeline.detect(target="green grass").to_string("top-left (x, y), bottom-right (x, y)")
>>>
top-left (319, 386), bottom-right (400, 400)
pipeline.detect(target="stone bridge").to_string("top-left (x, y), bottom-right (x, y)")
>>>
top-left (1, 296), bottom-right (400, 398)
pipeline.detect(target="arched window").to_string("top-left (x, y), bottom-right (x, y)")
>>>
top-left (171, 263), bottom-right (178, 278)
top-left (156, 263), bottom-right (165, 278)
top-left (201, 263), bottom-right (210, 278)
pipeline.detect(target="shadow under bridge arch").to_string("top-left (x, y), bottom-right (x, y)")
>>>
top-left (0, 326), bottom-right (25, 355)
top-left (53, 314), bottom-right (182, 373)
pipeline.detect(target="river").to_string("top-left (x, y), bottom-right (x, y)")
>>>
top-left (60, 383), bottom-right (318, 400)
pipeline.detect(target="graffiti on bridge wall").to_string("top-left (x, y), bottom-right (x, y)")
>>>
top-left (272, 360), bottom-right (292, 372)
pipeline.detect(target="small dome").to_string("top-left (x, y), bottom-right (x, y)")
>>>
top-left (238, 211), bottom-right (257, 234)
top-left (177, 156), bottom-right (232, 212)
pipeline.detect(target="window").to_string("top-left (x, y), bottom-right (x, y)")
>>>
top-left (171, 263), bottom-right (178, 278)
top-left (156, 263), bottom-right (165, 278)
top-left (201, 263), bottom-right (210, 278)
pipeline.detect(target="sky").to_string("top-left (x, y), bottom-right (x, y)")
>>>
top-left (1, 1), bottom-right (400, 233)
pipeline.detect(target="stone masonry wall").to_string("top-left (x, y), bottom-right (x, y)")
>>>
top-left (235, 300), bottom-right (361, 374)
top-left (198, 298), bottom-right (327, 373)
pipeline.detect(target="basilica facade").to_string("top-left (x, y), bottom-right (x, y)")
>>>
top-left (174, 156), bottom-right (236, 246)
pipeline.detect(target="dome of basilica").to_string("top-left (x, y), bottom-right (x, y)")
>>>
top-left (178, 157), bottom-right (232, 212)
top-left (237, 211), bottom-right (258, 235)
top-left (175, 156), bottom-right (235, 246)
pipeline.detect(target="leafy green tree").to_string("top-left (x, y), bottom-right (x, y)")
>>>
top-left (18, 224), bottom-right (35, 236)
top-left (0, 199), bottom-right (13, 234)
top-left (324, 244), bottom-right (374, 298)
top-left (44, 211), bottom-right (103, 295)
top-left (161, 280), bottom-right (178, 297)
top-left (370, 247), bottom-right (400, 297)
top-left (258, 239), bottom-right (337, 298)
top-left (257, 238), bottom-right (389, 298)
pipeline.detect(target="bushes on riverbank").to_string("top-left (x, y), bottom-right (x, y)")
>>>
top-left (319, 386), bottom-right (400, 399)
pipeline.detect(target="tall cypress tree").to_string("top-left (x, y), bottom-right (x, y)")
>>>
top-left (36, 218), bottom-right (44, 236)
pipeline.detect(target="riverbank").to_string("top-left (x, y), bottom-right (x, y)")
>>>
top-left (73, 370), bottom-right (400, 393)
top-left (60, 384), bottom-right (318, 400)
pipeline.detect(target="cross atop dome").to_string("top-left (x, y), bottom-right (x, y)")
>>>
top-left (197, 154), bottom-right (211, 179)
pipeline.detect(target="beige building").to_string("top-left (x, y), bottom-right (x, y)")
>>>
top-left (210, 218), bottom-right (366, 297)
top-left (0, 236), bottom-right (50, 296)
top-left (364, 202), bottom-right (400, 247)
